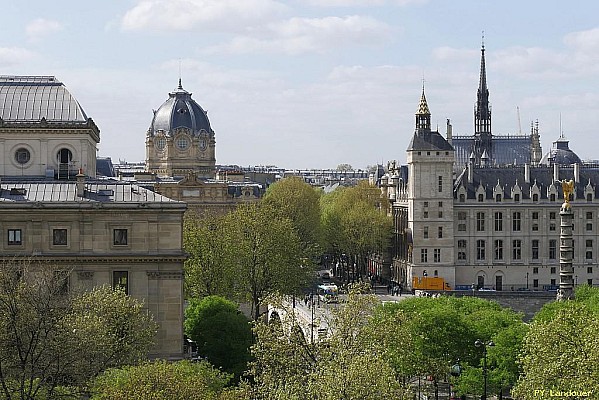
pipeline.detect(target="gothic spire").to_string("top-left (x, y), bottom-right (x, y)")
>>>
top-left (475, 34), bottom-right (491, 135)
top-left (415, 83), bottom-right (431, 132)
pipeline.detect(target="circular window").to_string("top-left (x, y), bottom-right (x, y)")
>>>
top-left (15, 148), bottom-right (30, 164)
top-left (176, 136), bottom-right (189, 150)
top-left (155, 137), bottom-right (166, 151)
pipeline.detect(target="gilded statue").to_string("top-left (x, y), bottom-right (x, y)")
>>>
top-left (561, 179), bottom-right (574, 204)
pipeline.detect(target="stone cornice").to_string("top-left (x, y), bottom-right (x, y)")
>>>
top-left (0, 254), bottom-right (187, 263)
top-left (0, 118), bottom-right (100, 142)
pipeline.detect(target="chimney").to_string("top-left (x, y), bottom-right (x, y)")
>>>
top-left (467, 163), bottom-right (473, 183)
top-left (76, 168), bottom-right (85, 197)
top-left (446, 119), bottom-right (453, 143)
top-left (553, 163), bottom-right (559, 183)
top-left (524, 164), bottom-right (530, 184)
top-left (574, 163), bottom-right (580, 183)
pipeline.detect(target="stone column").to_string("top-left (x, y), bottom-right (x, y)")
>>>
top-left (557, 201), bottom-right (574, 300)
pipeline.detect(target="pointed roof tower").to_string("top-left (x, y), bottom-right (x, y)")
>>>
top-left (475, 34), bottom-right (491, 136)
top-left (415, 83), bottom-right (431, 132)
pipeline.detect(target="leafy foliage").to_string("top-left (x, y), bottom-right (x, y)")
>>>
top-left (184, 296), bottom-right (253, 381)
top-left (91, 360), bottom-right (233, 400)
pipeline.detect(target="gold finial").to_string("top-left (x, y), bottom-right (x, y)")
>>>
top-left (561, 179), bottom-right (574, 206)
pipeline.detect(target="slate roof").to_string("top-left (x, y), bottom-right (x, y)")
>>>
top-left (452, 135), bottom-right (532, 169)
top-left (0, 76), bottom-right (88, 122)
top-left (407, 131), bottom-right (454, 152)
top-left (454, 164), bottom-right (599, 200)
top-left (0, 181), bottom-right (183, 205)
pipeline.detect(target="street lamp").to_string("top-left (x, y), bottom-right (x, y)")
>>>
top-left (475, 340), bottom-right (494, 400)
top-left (526, 272), bottom-right (529, 290)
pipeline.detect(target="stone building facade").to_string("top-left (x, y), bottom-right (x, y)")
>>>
top-left (0, 75), bottom-right (186, 359)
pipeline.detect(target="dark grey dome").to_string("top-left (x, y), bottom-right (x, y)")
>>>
top-left (149, 80), bottom-right (212, 136)
top-left (540, 136), bottom-right (581, 165)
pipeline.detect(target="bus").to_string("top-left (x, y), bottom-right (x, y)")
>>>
top-left (317, 284), bottom-right (339, 303)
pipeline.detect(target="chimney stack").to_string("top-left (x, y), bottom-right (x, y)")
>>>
top-left (76, 168), bottom-right (85, 197)
top-left (524, 164), bottom-right (530, 184)
top-left (574, 163), bottom-right (580, 183)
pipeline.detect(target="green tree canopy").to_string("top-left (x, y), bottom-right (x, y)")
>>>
top-left (91, 360), bottom-right (233, 400)
top-left (184, 296), bottom-right (253, 381)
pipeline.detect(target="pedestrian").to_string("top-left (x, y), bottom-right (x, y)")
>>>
top-left (387, 283), bottom-right (391, 294)
top-left (398, 283), bottom-right (403, 297)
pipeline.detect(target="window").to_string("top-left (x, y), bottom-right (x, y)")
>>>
top-left (587, 239), bottom-right (593, 248)
top-left (494, 239), bottom-right (503, 260)
top-left (434, 249), bottom-right (441, 263)
top-left (438, 211), bottom-right (443, 218)
top-left (532, 240), bottom-right (539, 260)
top-left (458, 212), bottom-right (467, 231)
top-left (8, 229), bottom-right (22, 245)
top-left (478, 194), bottom-right (484, 202)
top-left (114, 229), bottom-right (128, 246)
top-left (587, 223), bottom-right (593, 231)
top-left (533, 193), bottom-right (539, 202)
top-left (53, 270), bottom-right (69, 295)
top-left (438, 176), bottom-right (443, 192)
top-left (424, 211), bottom-right (429, 219)
top-left (550, 193), bottom-right (556, 202)
top-left (113, 271), bottom-right (129, 295)
top-left (438, 201), bottom-right (443, 207)
top-left (494, 212), bottom-right (503, 231)
top-left (420, 249), bottom-right (428, 263)
top-left (533, 267), bottom-right (539, 274)
top-left (458, 240), bottom-right (467, 261)
top-left (155, 137), bottom-right (166, 151)
top-left (513, 239), bottom-right (522, 260)
top-left (533, 279), bottom-right (539, 288)
top-left (476, 212), bottom-right (485, 232)
top-left (587, 193), bottom-right (593, 202)
top-left (586, 250), bottom-right (593, 260)
top-left (587, 212), bottom-right (593, 219)
top-left (513, 212), bottom-right (521, 231)
top-left (550, 279), bottom-right (556, 286)
top-left (495, 194), bottom-right (501, 202)
top-left (549, 240), bottom-right (557, 260)
top-left (176, 136), bottom-right (189, 150)
top-left (15, 148), bottom-right (30, 164)
top-left (476, 240), bottom-right (486, 260)
top-left (459, 194), bottom-right (465, 202)
top-left (532, 223), bottom-right (539, 231)
top-left (588, 279), bottom-right (593, 286)
top-left (423, 227), bottom-right (429, 239)
top-left (532, 212), bottom-right (539, 220)
top-left (550, 267), bottom-right (556, 274)
top-left (550, 212), bottom-right (556, 220)
top-left (550, 222), bottom-right (556, 231)
top-left (52, 229), bottom-right (68, 246)
top-left (588, 267), bottom-right (593, 274)
top-left (514, 194), bottom-right (520, 202)
top-left (424, 201), bottom-right (429, 208)
top-left (438, 227), bottom-right (443, 238)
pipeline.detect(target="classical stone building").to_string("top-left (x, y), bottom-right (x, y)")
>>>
top-left (0, 75), bottom-right (186, 359)
top-left (378, 47), bottom-right (598, 293)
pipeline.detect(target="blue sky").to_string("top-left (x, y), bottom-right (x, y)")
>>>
top-left (2, 0), bottom-right (599, 169)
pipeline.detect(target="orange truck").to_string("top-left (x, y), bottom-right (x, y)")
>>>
top-left (412, 276), bottom-right (451, 291)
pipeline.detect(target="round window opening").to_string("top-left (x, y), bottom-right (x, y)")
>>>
top-left (15, 148), bottom-right (31, 165)
top-left (156, 137), bottom-right (166, 151)
top-left (176, 136), bottom-right (189, 150)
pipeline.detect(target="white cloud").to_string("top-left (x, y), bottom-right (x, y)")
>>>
top-left (563, 27), bottom-right (599, 52)
top-left (303, 0), bottom-right (428, 6)
top-left (26, 18), bottom-right (64, 42)
top-left (0, 47), bottom-right (35, 68)
top-left (120, 0), bottom-right (288, 32)
top-left (203, 15), bottom-right (393, 55)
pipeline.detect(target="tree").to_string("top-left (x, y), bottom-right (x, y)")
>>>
top-left (248, 286), bottom-right (407, 399)
top-left (0, 260), bottom-right (157, 399)
top-left (263, 177), bottom-right (323, 262)
top-left (336, 163), bottom-right (353, 172)
top-left (223, 203), bottom-right (306, 320)
top-left (512, 287), bottom-right (599, 398)
top-left (91, 360), bottom-right (234, 400)
top-left (184, 212), bottom-right (236, 298)
top-left (184, 296), bottom-right (253, 381)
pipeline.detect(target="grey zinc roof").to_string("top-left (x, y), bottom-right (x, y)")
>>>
top-left (0, 181), bottom-right (182, 204)
top-left (407, 131), bottom-right (454, 152)
top-left (0, 76), bottom-right (87, 122)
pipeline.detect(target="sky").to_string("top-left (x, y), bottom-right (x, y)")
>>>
top-left (2, 1), bottom-right (599, 170)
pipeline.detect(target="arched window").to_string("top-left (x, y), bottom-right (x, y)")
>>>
top-left (495, 194), bottom-right (501, 202)
top-left (478, 194), bottom-right (484, 202)
top-left (57, 148), bottom-right (72, 164)
top-left (533, 193), bottom-right (539, 202)
top-left (587, 193), bottom-right (593, 202)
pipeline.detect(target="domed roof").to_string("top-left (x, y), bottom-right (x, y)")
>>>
top-left (540, 136), bottom-right (581, 165)
top-left (149, 79), bottom-right (212, 136)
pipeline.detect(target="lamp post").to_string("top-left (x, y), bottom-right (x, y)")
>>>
top-left (310, 292), bottom-right (315, 344)
top-left (526, 272), bottom-right (529, 290)
top-left (475, 340), bottom-right (494, 400)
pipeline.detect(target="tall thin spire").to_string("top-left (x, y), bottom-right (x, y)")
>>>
top-left (415, 83), bottom-right (431, 132)
top-left (473, 32), bottom-right (492, 165)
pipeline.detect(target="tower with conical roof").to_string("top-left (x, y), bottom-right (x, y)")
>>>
top-left (473, 37), bottom-right (492, 165)
top-left (406, 86), bottom-right (456, 291)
